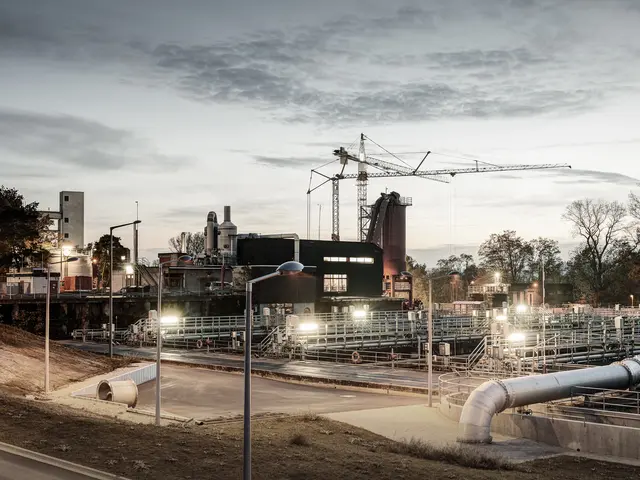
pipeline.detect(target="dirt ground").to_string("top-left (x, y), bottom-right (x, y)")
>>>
top-left (0, 394), bottom-right (638, 480)
top-left (0, 324), bottom-right (132, 393)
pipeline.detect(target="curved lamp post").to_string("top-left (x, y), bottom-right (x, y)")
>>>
top-left (45, 256), bottom-right (78, 394)
top-left (155, 255), bottom-right (192, 426)
top-left (427, 270), bottom-right (460, 407)
top-left (244, 261), bottom-right (304, 480)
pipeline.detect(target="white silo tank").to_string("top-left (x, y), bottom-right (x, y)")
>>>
top-left (219, 206), bottom-right (237, 255)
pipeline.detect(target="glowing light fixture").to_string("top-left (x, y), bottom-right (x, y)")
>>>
top-left (516, 304), bottom-right (527, 313)
top-left (353, 310), bottom-right (366, 319)
top-left (160, 316), bottom-right (178, 324)
top-left (298, 322), bottom-right (318, 332)
top-left (508, 332), bottom-right (525, 343)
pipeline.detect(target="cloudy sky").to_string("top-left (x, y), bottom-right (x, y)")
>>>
top-left (2, 0), bottom-right (640, 265)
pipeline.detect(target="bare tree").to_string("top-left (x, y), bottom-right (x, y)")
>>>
top-left (562, 199), bottom-right (627, 305)
top-left (630, 191), bottom-right (640, 221)
top-left (168, 232), bottom-right (206, 258)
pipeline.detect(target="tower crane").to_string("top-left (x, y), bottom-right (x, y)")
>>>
top-left (306, 134), bottom-right (572, 241)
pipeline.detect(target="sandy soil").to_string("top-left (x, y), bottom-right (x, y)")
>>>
top-left (0, 324), bottom-right (132, 393)
top-left (0, 394), bottom-right (638, 480)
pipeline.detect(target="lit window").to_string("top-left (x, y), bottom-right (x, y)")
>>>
top-left (323, 274), bottom-right (347, 292)
top-left (349, 257), bottom-right (374, 264)
top-left (323, 257), bottom-right (348, 262)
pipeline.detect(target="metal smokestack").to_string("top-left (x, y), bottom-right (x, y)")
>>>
top-left (224, 206), bottom-right (231, 222)
top-left (206, 211), bottom-right (218, 257)
top-left (220, 206), bottom-right (237, 255)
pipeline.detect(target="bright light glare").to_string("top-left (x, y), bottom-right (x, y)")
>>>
top-left (353, 310), bottom-right (366, 318)
top-left (516, 304), bottom-right (527, 313)
top-left (496, 315), bottom-right (507, 321)
top-left (508, 332), bottom-right (525, 343)
top-left (125, 264), bottom-right (134, 275)
top-left (298, 322), bottom-right (318, 332)
top-left (160, 316), bottom-right (178, 324)
top-left (62, 246), bottom-right (72, 257)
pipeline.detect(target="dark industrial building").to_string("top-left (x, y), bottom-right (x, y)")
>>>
top-left (236, 237), bottom-right (403, 312)
top-left (365, 191), bottom-right (413, 305)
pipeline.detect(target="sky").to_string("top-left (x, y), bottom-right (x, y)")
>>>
top-left (2, 0), bottom-right (640, 266)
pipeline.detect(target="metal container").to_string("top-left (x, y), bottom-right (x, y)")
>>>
top-left (219, 206), bottom-right (238, 255)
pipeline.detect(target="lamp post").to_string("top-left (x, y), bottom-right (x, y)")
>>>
top-left (45, 256), bottom-right (78, 394)
top-left (427, 270), bottom-right (460, 408)
top-left (109, 220), bottom-right (141, 358)
top-left (244, 261), bottom-right (304, 480)
top-left (155, 255), bottom-right (192, 426)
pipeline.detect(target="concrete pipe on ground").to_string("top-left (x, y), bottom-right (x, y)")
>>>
top-left (457, 355), bottom-right (640, 444)
top-left (96, 379), bottom-right (138, 408)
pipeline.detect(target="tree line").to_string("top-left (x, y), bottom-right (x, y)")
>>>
top-left (408, 194), bottom-right (640, 306)
top-left (2, 185), bottom-right (639, 305)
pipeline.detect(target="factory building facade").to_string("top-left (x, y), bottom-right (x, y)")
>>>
top-left (236, 237), bottom-right (402, 312)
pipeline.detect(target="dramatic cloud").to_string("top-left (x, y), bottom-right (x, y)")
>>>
top-left (3, 1), bottom-right (639, 124)
top-left (0, 108), bottom-right (192, 174)
top-left (491, 169), bottom-right (639, 186)
top-left (253, 155), bottom-right (324, 168)
top-left (551, 169), bottom-right (640, 186)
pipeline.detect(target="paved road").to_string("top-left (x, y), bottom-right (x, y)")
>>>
top-left (0, 449), bottom-right (115, 480)
top-left (61, 341), bottom-right (435, 390)
top-left (137, 364), bottom-right (426, 419)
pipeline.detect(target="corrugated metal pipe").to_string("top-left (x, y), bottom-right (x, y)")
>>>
top-left (260, 234), bottom-right (300, 262)
top-left (457, 355), bottom-right (640, 444)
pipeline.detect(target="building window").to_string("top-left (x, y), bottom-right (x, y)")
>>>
top-left (64, 233), bottom-right (69, 239)
top-left (349, 257), bottom-right (374, 264)
top-left (64, 195), bottom-right (69, 201)
top-left (323, 257), bottom-right (347, 262)
top-left (324, 274), bottom-right (347, 292)
top-left (64, 217), bottom-right (69, 223)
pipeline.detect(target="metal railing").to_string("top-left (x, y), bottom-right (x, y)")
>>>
top-left (568, 386), bottom-right (640, 415)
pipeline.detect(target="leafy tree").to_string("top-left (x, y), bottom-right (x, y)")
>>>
top-left (406, 256), bottom-right (429, 305)
top-left (0, 186), bottom-right (50, 271)
top-left (91, 234), bottom-right (129, 287)
top-left (168, 232), bottom-right (206, 258)
top-left (478, 230), bottom-right (533, 283)
top-left (563, 198), bottom-right (633, 305)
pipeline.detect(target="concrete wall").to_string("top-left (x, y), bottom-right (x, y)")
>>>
top-left (493, 412), bottom-right (640, 459)
top-left (439, 395), bottom-right (640, 459)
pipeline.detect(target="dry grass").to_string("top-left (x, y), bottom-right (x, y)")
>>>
top-left (387, 437), bottom-right (515, 470)
top-left (0, 324), bottom-right (134, 393)
top-left (0, 394), bottom-right (638, 480)
top-left (290, 433), bottom-right (311, 446)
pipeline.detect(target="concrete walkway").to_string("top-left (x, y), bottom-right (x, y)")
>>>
top-left (326, 404), bottom-right (566, 462)
top-left (61, 341), bottom-right (435, 391)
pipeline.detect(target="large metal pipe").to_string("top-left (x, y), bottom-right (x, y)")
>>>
top-left (457, 355), bottom-right (640, 444)
top-left (260, 234), bottom-right (300, 262)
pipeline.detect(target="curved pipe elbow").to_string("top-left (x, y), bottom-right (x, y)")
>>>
top-left (457, 380), bottom-right (508, 444)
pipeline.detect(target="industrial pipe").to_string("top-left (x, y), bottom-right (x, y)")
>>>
top-left (260, 234), bottom-right (300, 262)
top-left (457, 355), bottom-right (640, 443)
top-left (96, 379), bottom-right (139, 408)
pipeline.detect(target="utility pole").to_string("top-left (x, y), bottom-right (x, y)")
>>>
top-left (541, 256), bottom-right (546, 372)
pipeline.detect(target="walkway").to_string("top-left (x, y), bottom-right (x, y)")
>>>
top-left (60, 341), bottom-right (435, 391)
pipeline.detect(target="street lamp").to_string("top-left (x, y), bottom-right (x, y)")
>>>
top-left (45, 256), bottom-right (78, 394)
top-left (427, 270), bottom-right (460, 408)
top-left (243, 260), bottom-right (304, 480)
top-left (109, 220), bottom-right (141, 358)
top-left (155, 255), bottom-right (192, 426)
